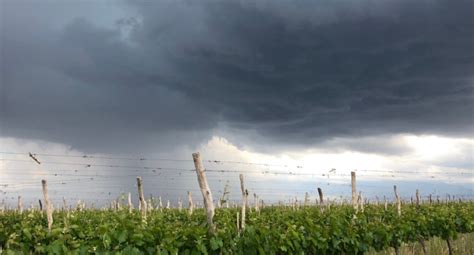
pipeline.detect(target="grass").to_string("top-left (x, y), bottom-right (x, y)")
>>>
top-left (367, 233), bottom-right (474, 255)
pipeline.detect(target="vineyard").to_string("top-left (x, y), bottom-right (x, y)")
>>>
top-left (1, 202), bottom-right (473, 254)
top-left (0, 152), bottom-right (473, 254)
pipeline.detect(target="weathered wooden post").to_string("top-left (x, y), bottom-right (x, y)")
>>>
top-left (188, 191), bottom-right (194, 215)
top-left (128, 192), bottom-right (133, 213)
top-left (358, 192), bottom-right (364, 212)
top-left (220, 181), bottom-right (230, 208)
top-left (394, 185), bottom-right (401, 216)
top-left (17, 196), bottom-right (23, 214)
top-left (351, 171), bottom-right (357, 210)
top-left (193, 152), bottom-right (215, 234)
top-left (416, 189), bottom-right (421, 206)
top-left (317, 187), bottom-right (324, 205)
top-left (239, 174), bottom-right (247, 231)
top-left (136, 176), bottom-right (147, 220)
top-left (254, 193), bottom-right (259, 212)
top-left (394, 185), bottom-right (402, 255)
top-left (41, 180), bottom-right (53, 231)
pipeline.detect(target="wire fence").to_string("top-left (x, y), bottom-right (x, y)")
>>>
top-left (0, 151), bottom-right (473, 207)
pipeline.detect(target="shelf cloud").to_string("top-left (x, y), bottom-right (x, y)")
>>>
top-left (1, 0), bottom-right (473, 155)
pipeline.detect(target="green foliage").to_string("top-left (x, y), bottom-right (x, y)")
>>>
top-left (0, 202), bottom-right (472, 254)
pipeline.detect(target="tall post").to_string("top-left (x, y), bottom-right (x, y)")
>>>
top-left (317, 187), bottom-right (324, 205)
top-left (351, 171), bottom-right (357, 210)
top-left (220, 181), bottom-right (230, 208)
top-left (136, 176), bottom-right (147, 220)
top-left (188, 191), bottom-right (194, 215)
top-left (394, 185), bottom-right (401, 216)
top-left (416, 189), bottom-right (421, 206)
top-left (358, 192), bottom-right (364, 212)
top-left (128, 192), bottom-right (133, 213)
top-left (239, 174), bottom-right (247, 231)
top-left (254, 193), bottom-right (259, 212)
top-left (192, 152), bottom-right (215, 234)
top-left (41, 180), bottom-right (53, 231)
top-left (17, 196), bottom-right (23, 214)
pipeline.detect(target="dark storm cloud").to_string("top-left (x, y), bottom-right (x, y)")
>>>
top-left (1, 0), bottom-right (473, 153)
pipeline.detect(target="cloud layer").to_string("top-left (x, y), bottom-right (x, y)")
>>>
top-left (1, 0), bottom-right (473, 154)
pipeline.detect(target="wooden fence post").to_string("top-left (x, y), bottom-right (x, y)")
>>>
top-left (318, 187), bottom-right (325, 213)
top-left (358, 192), bottom-right (364, 212)
top-left (304, 192), bottom-right (309, 207)
top-left (351, 171), bottom-right (357, 210)
top-left (416, 189), bottom-right (421, 206)
top-left (220, 181), bottom-right (230, 208)
top-left (128, 192), bottom-right (133, 213)
top-left (394, 185), bottom-right (401, 216)
top-left (188, 191), bottom-right (194, 215)
top-left (136, 176), bottom-right (147, 220)
top-left (41, 180), bottom-right (53, 231)
top-left (192, 152), bottom-right (215, 234)
top-left (254, 193), bottom-right (259, 212)
top-left (317, 187), bottom-right (324, 205)
top-left (17, 196), bottom-right (23, 214)
top-left (38, 199), bottom-right (43, 211)
top-left (239, 174), bottom-right (247, 231)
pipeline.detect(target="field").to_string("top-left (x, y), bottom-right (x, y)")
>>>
top-left (1, 201), bottom-right (473, 254)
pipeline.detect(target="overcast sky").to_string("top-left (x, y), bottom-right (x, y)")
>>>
top-left (0, 0), bottom-right (473, 207)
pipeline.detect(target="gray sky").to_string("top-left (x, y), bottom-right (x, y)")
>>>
top-left (0, 0), bottom-right (473, 206)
